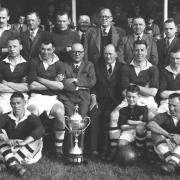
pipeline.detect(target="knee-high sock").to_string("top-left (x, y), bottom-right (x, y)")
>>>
top-left (54, 129), bottom-right (65, 150)
top-left (0, 143), bottom-right (17, 167)
top-left (135, 131), bottom-right (146, 149)
top-left (109, 126), bottom-right (120, 150)
top-left (145, 131), bottom-right (154, 153)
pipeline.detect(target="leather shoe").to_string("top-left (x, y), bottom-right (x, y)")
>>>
top-left (160, 163), bottom-right (176, 174)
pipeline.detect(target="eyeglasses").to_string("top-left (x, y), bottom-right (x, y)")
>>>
top-left (100, 16), bottom-right (112, 20)
top-left (72, 51), bottom-right (84, 55)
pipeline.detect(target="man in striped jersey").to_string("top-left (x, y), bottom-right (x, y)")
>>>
top-left (0, 92), bottom-right (44, 177)
top-left (148, 93), bottom-right (180, 174)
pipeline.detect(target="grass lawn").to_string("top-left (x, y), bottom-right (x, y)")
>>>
top-left (0, 149), bottom-right (180, 180)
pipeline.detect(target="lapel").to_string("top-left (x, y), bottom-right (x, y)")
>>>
top-left (127, 35), bottom-right (134, 52)
top-left (24, 31), bottom-right (32, 50)
top-left (110, 61), bottom-right (118, 80)
top-left (169, 37), bottom-right (178, 51)
top-left (100, 62), bottom-right (111, 81)
top-left (111, 26), bottom-right (118, 47)
top-left (30, 29), bottom-right (42, 55)
top-left (92, 28), bottom-right (101, 53)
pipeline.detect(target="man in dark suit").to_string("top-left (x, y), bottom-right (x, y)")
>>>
top-left (157, 18), bottom-right (180, 70)
top-left (118, 17), bottom-right (158, 65)
top-left (20, 11), bottom-right (51, 61)
top-left (90, 44), bottom-right (123, 159)
top-left (85, 8), bottom-right (126, 64)
top-left (11, 15), bottom-right (28, 33)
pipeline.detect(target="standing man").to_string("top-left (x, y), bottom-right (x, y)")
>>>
top-left (21, 11), bottom-right (51, 61)
top-left (28, 39), bottom-right (65, 159)
top-left (12, 15), bottom-right (28, 33)
top-left (91, 44), bottom-right (123, 159)
top-left (118, 17), bottom-right (158, 65)
top-left (148, 93), bottom-right (180, 174)
top-left (85, 8), bottom-right (126, 64)
top-left (77, 15), bottom-right (91, 47)
top-left (0, 92), bottom-right (44, 177)
top-left (0, 36), bottom-right (28, 114)
top-left (51, 11), bottom-right (80, 62)
top-left (0, 7), bottom-right (19, 59)
top-left (157, 18), bottom-right (180, 70)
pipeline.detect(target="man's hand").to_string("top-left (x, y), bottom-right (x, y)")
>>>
top-left (55, 74), bottom-right (65, 82)
top-left (89, 94), bottom-right (98, 111)
top-left (110, 110), bottom-right (119, 127)
top-left (66, 47), bottom-right (72, 52)
top-left (6, 139), bottom-right (19, 147)
top-left (172, 134), bottom-right (180, 145)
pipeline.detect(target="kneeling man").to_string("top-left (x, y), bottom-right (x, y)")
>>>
top-left (0, 92), bottom-right (44, 177)
top-left (148, 93), bottom-right (180, 174)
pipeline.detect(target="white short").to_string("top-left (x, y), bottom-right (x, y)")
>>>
top-left (118, 96), bottom-right (158, 110)
top-left (157, 99), bottom-right (168, 113)
top-left (119, 129), bottom-right (136, 142)
top-left (27, 93), bottom-right (64, 116)
top-left (0, 93), bottom-right (29, 113)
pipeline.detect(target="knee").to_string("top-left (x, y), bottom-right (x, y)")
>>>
top-left (136, 124), bottom-right (146, 136)
top-left (27, 105), bottom-right (40, 116)
top-left (151, 133), bottom-right (165, 144)
top-left (118, 139), bottom-right (129, 147)
top-left (110, 111), bottom-right (119, 127)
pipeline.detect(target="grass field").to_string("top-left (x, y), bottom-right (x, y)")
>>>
top-left (0, 149), bottom-right (180, 180)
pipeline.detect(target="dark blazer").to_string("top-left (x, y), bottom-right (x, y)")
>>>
top-left (94, 60), bottom-right (123, 105)
top-left (11, 23), bottom-right (28, 33)
top-left (157, 37), bottom-right (180, 70)
top-left (20, 29), bottom-right (51, 61)
top-left (117, 33), bottom-right (159, 65)
top-left (59, 60), bottom-right (96, 110)
top-left (85, 25), bottom-right (126, 64)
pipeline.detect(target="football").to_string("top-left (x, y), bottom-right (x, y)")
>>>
top-left (117, 144), bottom-right (138, 166)
top-left (63, 78), bottom-right (77, 92)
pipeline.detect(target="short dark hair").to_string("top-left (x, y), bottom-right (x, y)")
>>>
top-left (126, 84), bottom-right (140, 94)
top-left (164, 18), bottom-right (177, 26)
top-left (169, 93), bottom-right (180, 101)
top-left (133, 40), bottom-right (148, 48)
top-left (170, 48), bottom-right (180, 54)
top-left (56, 10), bottom-right (69, 18)
top-left (41, 38), bottom-right (54, 47)
top-left (7, 36), bottom-right (22, 44)
top-left (10, 92), bottom-right (25, 101)
top-left (27, 11), bottom-right (40, 20)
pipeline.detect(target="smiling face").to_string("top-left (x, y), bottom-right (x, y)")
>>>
top-left (39, 43), bottom-right (55, 61)
top-left (71, 43), bottom-right (84, 63)
top-left (27, 13), bottom-right (40, 30)
top-left (126, 91), bottom-right (139, 106)
top-left (133, 43), bottom-right (147, 62)
top-left (99, 9), bottom-right (112, 28)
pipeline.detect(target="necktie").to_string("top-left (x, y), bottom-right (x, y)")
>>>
top-left (30, 31), bottom-right (35, 41)
top-left (166, 39), bottom-right (170, 49)
top-left (19, 25), bottom-right (23, 33)
top-left (103, 28), bottom-right (108, 36)
top-left (137, 35), bottom-right (141, 41)
top-left (73, 64), bottom-right (79, 73)
top-left (108, 64), bottom-right (112, 75)
top-left (81, 32), bottom-right (86, 46)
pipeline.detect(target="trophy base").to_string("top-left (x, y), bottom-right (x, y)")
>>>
top-left (66, 153), bottom-right (88, 165)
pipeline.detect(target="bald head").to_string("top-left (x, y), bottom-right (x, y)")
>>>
top-left (71, 43), bottom-right (84, 62)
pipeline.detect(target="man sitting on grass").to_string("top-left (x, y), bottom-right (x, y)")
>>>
top-left (108, 85), bottom-right (148, 162)
top-left (148, 93), bottom-right (180, 174)
top-left (0, 92), bottom-right (44, 177)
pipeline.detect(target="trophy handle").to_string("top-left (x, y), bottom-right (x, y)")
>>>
top-left (64, 116), bottom-right (71, 132)
top-left (82, 117), bottom-right (91, 133)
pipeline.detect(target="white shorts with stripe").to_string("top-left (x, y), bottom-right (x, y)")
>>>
top-left (119, 128), bottom-right (136, 142)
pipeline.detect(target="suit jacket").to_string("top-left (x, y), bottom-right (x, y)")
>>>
top-left (93, 61), bottom-right (123, 105)
top-left (11, 23), bottom-right (28, 33)
top-left (157, 37), bottom-right (180, 70)
top-left (85, 25), bottom-right (126, 64)
top-left (59, 60), bottom-right (96, 105)
top-left (117, 34), bottom-right (159, 65)
top-left (20, 29), bottom-right (51, 61)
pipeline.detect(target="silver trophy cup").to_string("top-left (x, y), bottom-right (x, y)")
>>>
top-left (65, 105), bottom-right (91, 164)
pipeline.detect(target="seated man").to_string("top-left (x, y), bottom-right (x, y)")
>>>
top-left (148, 93), bottom-right (180, 174)
top-left (0, 36), bottom-right (28, 114)
top-left (0, 92), bottom-right (44, 177)
top-left (158, 48), bottom-right (180, 113)
top-left (58, 43), bottom-right (96, 117)
top-left (27, 39), bottom-right (65, 158)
